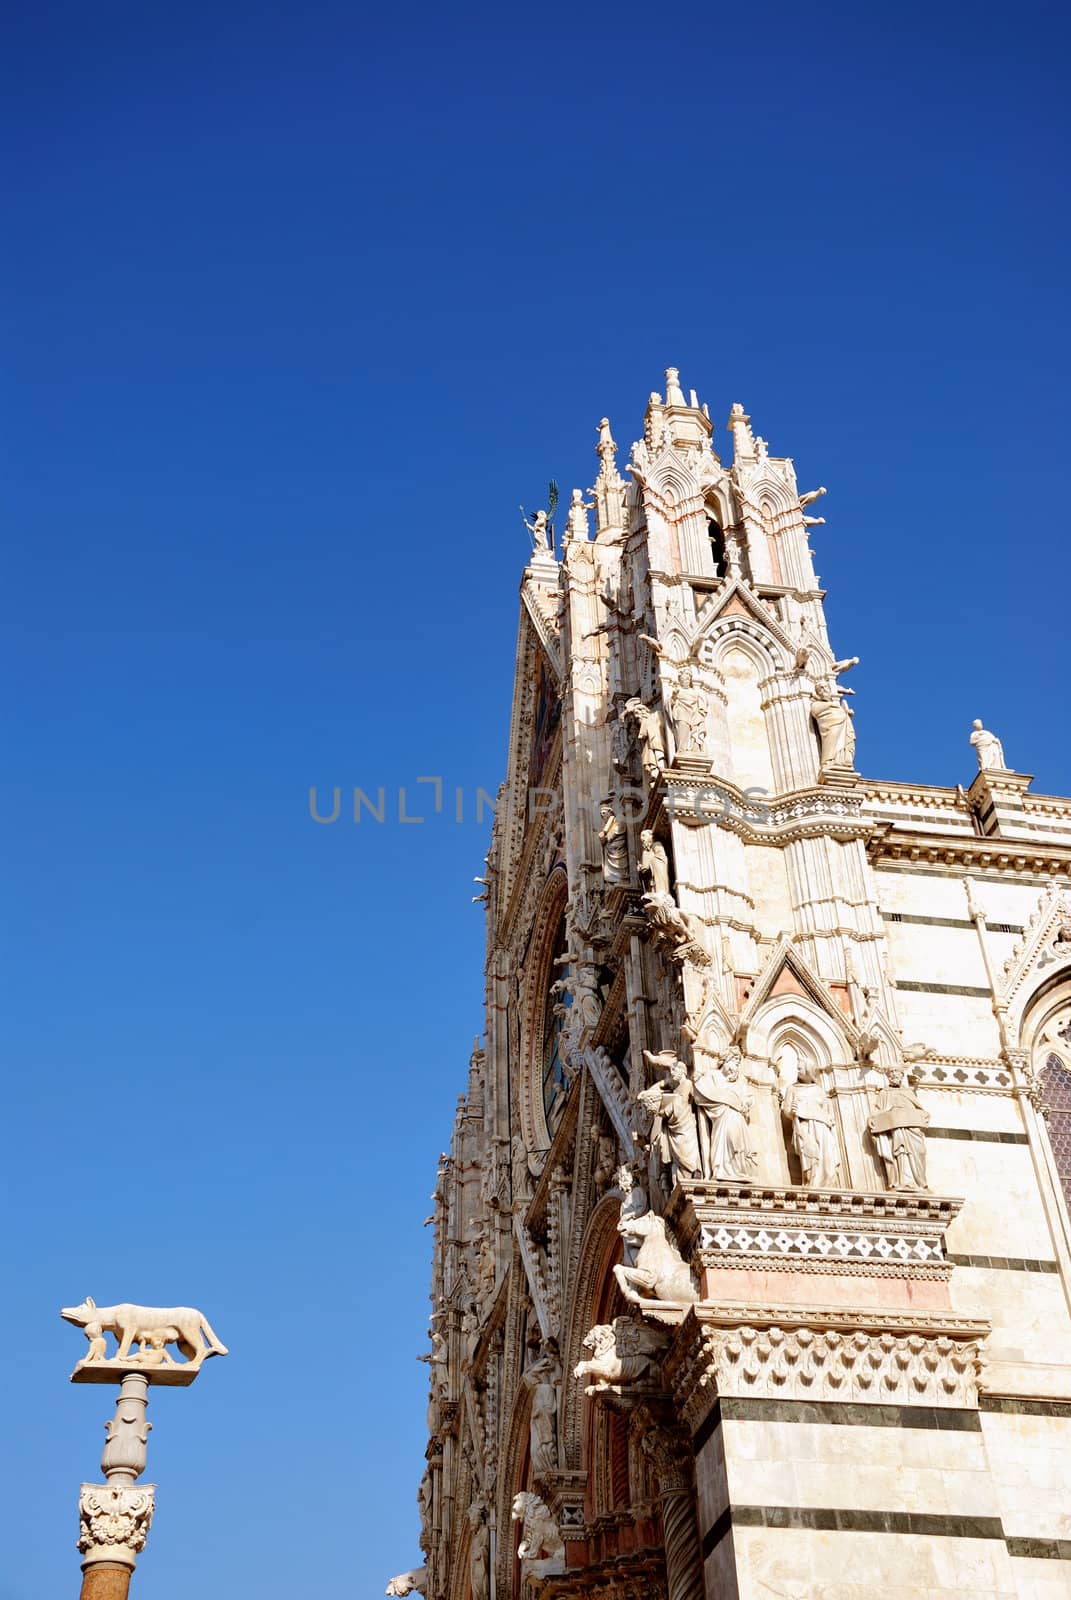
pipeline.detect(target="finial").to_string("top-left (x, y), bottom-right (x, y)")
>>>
top-left (727, 402), bottom-right (756, 463)
top-left (665, 367), bottom-right (685, 407)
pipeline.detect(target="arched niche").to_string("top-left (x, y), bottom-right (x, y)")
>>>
top-left (560, 1192), bottom-right (624, 1473)
top-left (716, 638), bottom-right (776, 795)
top-left (747, 996), bottom-right (858, 1187)
top-left (575, 1215), bottom-right (633, 1526)
top-left (1021, 973), bottom-right (1071, 1214)
top-left (520, 869), bottom-right (571, 1155)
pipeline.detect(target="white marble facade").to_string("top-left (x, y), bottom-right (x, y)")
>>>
top-left (395, 373), bottom-right (1071, 1600)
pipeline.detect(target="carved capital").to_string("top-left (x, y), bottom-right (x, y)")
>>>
top-left (78, 1483), bottom-right (155, 1569)
top-left (638, 1425), bottom-right (693, 1495)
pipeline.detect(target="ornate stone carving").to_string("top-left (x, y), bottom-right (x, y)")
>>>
top-left (638, 832), bottom-right (709, 964)
top-left (624, 698), bottom-right (666, 781)
top-left (598, 798), bottom-right (628, 884)
top-left (78, 1484), bottom-right (155, 1567)
top-left (668, 667), bottom-right (709, 758)
top-left (512, 1134), bottom-right (533, 1211)
top-left (867, 1067), bottom-right (930, 1191)
top-left (62, 1298), bottom-right (228, 1372)
top-left (616, 1163), bottom-right (649, 1266)
top-left (511, 1490), bottom-right (565, 1576)
top-left (565, 489), bottom-right (593, 543)
top-left (638, 1052), bottom-right (700, 1185)
top-left (614, 1209), bottom-right (698, 1307)
top-left (970, 717), bottom-right (1007, 771)
top-left (692, 1050), bottom-right (757, 1181)
top-left (591, 1128), bottom-right (616, 1191)
top-left (574, 1317), bottom-right (668, 1394)
top-left (780, 1063), bottom-right (842, 1187)
top-left (810, 679), bottom-right (856, 770)
top-left (668, 1317), bottom-right (986, 1428)
top-left (523, 1343), bottom-right (561, 1477)
top-left (468, 1503), bottom-right (490, 1600)
top-left (386, 1567), bottom-right (426, 1596)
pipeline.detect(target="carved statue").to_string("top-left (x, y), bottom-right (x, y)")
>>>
top-left (613, 1208), bottom-right (698, 1305)
top-left (868, 1066), bottom-right (930, 1191)
top-left (565, 488), bottom-right (593, 542)
top-left (522, 1344), bottom-right (561, 1477)
top-left (638, 1051), bottom-right (700, 1183)
top-left (638, 829), bottom-right (671, 899)
top-left (693, 1050), bottom-right (758, 1181)
top-left (511, 1491), bottom-right (565, 1570)
top-left (468, 1503), bottom-right (490, 1600)
top-left (563, 964), bottom-right (602, 1033)
top-left (780, 1062), bottom-right (842, 1188)
top-left (810, 680), bottom-right (856, 770)
top-left (61, 1299), bottom-right (228, 1368)
top-left (799, 487), bottom-right (827, 508)
top-left (386, 1569), bottom-right (427, 1597)
top-left (970, 719), bottom-right (1007, 772)
top-left (668, 666), bottom-right (709, 757)
top-left (523, 509), bottom-right (550, 551)
top-left (624, 697), bottom-right (667, 780)
top-left (522, 483), bottom-right (557, 552)
top-left (133, 1329), bottom-right (179, 1367)
top-left (511, 1134), bottom-right (533, 1209)
top-left (615, 1164), bottom-right (649, 1267)
top-left (598, 798), bottom-right (628, 884)
top-left (591, 1127), bottom-right (616, 1189)
top-left (574, 1317), bottom-right (668, 1393)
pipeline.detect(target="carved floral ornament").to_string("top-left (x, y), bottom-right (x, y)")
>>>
top-left (78, 1485), bottom-right (155, 1564)
top-left (664, 1314), bottom-right (988, 1430)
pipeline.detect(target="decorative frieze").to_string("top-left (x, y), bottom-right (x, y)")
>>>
top-left (697, 1220), bottom-right (946, 1272)
top-left (666, 1307), bottom-right (989, 1432)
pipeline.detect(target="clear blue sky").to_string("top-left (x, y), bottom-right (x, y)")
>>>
top-left (3, 1), bottom-right (1068, 1595)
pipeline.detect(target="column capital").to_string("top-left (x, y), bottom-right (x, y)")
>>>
top-left (78, 1484), bottom-right (155, 1570)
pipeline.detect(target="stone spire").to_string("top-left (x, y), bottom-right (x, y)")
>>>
top-left (593, 416), bottom-right (625, 537)
top-left (727, 401), bottom-right (757, 465)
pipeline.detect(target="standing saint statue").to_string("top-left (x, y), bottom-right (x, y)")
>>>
top-left (693, 1050), bottom-right (758, 1181)
top-left (669, 666), bottom-right (709, 757)
top-left (598, 798), bottom-right (628, 884)
top-left (867, 1066), bottom-right (930, 1190)
top-left (523, 1345), bottom-right (561, 1477)
top-left (969, 719), bottom-right (1007, 772)
top-left (810, 680), bottom-right (856, 770)
top-left (638, 1052), bottom-right (701, 1185)
top-left (781, 1062), bottom-right (842, 1188)
top-left (624, 697), bottom-right (667, 780)
top-left (615, 1163), bottom-right (649, 1266)
top-left (638, 829), bottom-right (672, 899)
top-left (468, 1502), bottom-right (490, 1600)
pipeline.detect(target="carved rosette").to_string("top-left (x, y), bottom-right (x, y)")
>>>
top-left (78, 1483), bottom-right (155, 1568)
top-left (665, 1310), bottom-right (988, 1433)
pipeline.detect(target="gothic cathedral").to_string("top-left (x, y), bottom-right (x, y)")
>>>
top-left (394, 371), bottom-right (1071, 1600)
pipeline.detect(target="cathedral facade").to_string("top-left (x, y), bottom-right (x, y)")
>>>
top-left (394, 371), bottom-right (1071, 1600)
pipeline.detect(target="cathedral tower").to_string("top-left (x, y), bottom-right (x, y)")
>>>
top-left (395, 372), bottom-right (1071, 1600)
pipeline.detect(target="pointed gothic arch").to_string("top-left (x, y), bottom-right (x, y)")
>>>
top-left (1021, 972), bottom-right (1071, 1215)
